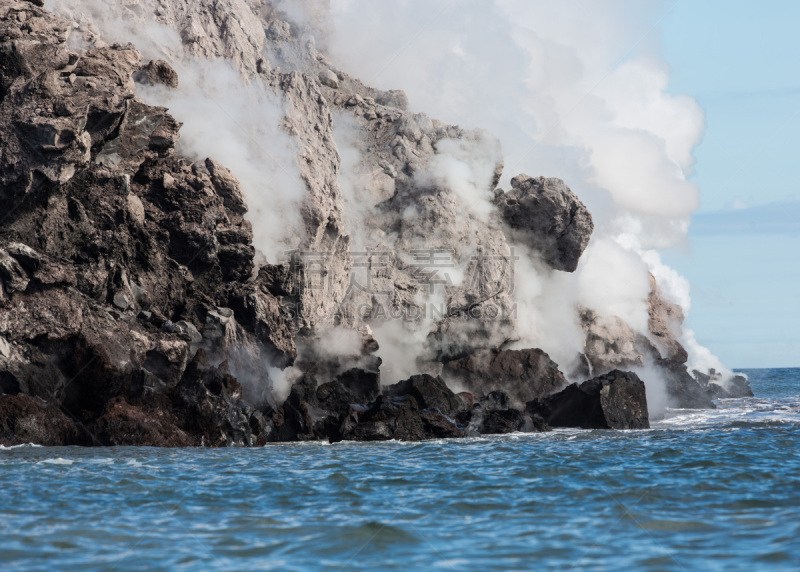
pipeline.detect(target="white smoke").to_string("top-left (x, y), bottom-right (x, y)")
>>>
top-left (48, 0), bottom-right (307, 263)
top-left (326, 0), bottom-right (717, 407)
top-left (413, 132), bottom-right (503, 223)
top-left (137, 60), bottom-right (306, 261)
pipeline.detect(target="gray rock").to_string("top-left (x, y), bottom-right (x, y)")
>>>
top-left (495, 175), bottom-right (594, 272)
top-left (176, 320), bottom-right (203, 343)
top-left (112, 292), bottom-right (131, 311)
top-left (318, 68), bottom-right (339, 89)
top-left (134, 59), bottom-right (179, 88)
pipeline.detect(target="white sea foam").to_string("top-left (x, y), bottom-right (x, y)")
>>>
top-left (0, 443), bottom-right (43, 450)
top-left (38, 458), bottom-right (74, 466)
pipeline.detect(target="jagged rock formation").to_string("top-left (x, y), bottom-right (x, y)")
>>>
top-left (577, 274), bottom-right (724, 409)
top-left (0, 1), bottom-right (740, 446)
top-left (693, 368), bottom-right (753, 399)
top-left (495, 175), bottom-right (593, 272)
top-left (527, 370), bottom-right (650, 430)
top-left (0, 0), bottom-right (291, 446)
top-left (442, 348), bottom-right (567, 407)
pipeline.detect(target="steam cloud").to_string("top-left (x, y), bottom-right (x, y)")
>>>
top-left (326, 0), bottom-right (733, 403)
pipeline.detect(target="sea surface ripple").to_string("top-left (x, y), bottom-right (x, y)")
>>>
top-left (2, 368), bottom-right (800, 570)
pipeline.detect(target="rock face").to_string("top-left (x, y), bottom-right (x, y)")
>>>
top-left (0, 1), bottom-right (291, 447)
top-left (527, 370), bottom-right (650, 430)
top-left (495, 175), bottom-right (594, 272)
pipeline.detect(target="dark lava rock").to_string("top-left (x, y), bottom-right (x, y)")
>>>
top-left (464, 389), bottom-right (551, 435)
top-left (659, 360), bottom-right (715, 409)
top-left (694, 369), bottom-right (754, 399)
top-left (384, 374), bottom-right (464, 418)
top-left (478, 408), bottom-right (526, 434)
top-left (443, 348), bottom-right (567, 407)
top-left (275, 370), bottom-right (470, 443)
top-left (274, 367), bottom-right (381, 442)
top-left (335, 394), bottom-right (464, 442)
top-left (0, 394), bottom-right (91, 446)
top-left (527, 370), bottom-right (650, 430)
top-left (495, 175), bottom-right (593, 272)
top-left (0, 3), bottom-right (292, 447)
top-left (88, 397), bottom-right (192, 447)
top-left (171, 349), bottom-right (264, 447)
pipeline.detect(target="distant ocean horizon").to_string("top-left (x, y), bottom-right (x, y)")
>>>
top-left (2, 368), bottom-right (799, 570)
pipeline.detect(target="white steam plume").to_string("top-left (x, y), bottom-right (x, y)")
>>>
top-left (48, 0), bottom-right (306, 262)
top-left (327, 0), bottom-right (718, 409)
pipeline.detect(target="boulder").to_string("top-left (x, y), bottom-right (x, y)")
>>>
top-left (134, 59), bottom-right (179, 88)
top-left (443, 348), bottom-right (567, 407)
top-left (495, 175), bottom-right (593, 272)
top-left (335, 394), bottom-right (464, 442)
top-left (383, 373), bottom-right (464, 418)
top-left (274, 367), bottom-right (381, 442)
top-left (527, 370), bottom-right (650, 429)
top-left (694, 368), bottom-right (754, 399)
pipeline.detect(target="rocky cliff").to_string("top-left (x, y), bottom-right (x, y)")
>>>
top-left (0, 0), bottom-right (749, 446)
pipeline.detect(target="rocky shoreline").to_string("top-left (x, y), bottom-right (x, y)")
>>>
top-left (0, 0), bottom-right (751, 447)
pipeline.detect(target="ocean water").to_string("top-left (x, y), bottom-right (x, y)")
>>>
top-left (1, 369), bottom-right (799, 571)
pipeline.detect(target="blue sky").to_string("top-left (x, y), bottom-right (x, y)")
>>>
top-left (660, 0), bottom-right (800, 367)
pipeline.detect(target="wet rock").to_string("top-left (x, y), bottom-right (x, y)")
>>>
top-left (694, 368), bottom-right (754, 399)
top-left (443, 348), bottom-right (567, 407)
top-left (172, 349), bottom-right (255, 447)
top-left (275, 367), bottom-right (381, 442)
top-left (0, 394), bottom-right (89, 446)
top-left (660, 359), bottom-right (715, 409)
top-left (527, 370), bottom-right (650, 430)
top-left (464, 389), bottom-right (551, 435)
top-left (88, 397), bottom-right (192, 447)
top-left (478, 408), bottom-right (526, 434)
top-left (383, 373), bottom-right (463, 418)
top-left (495, 175), bottom-right (593, 272)
top-left (335, 394), bottom-right (464, 442)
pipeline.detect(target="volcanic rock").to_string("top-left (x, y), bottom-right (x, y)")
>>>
top-left (443, 348), bottom-right (568, 407)
top-left (694, 368), bottom-right (754, 399)
top-left (134, 59), bottom-right (179, 88)
top-left (527, 370), bottom-right (650, 429)
top-left (495, 175), bottom-right (594, 272)
top-left (384, 374), bottom-right (464, 418)
top-left (0, 394), bottom-right (90, 446)
top-left (335, 394), bottom-right (465, 442)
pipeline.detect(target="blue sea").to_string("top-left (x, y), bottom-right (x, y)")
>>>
top-left (1, 368), bottom-right (799, 571)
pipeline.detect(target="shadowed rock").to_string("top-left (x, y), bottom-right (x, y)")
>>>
top-left (443, 348), bottom-right (567, 407)
top-left (527, 370), bottom-right (649, 429)
top-left (495, 175), bottom-right (593, 272)
top-left (694, 368), bottom-right (754, 399)
top-left (0, 394), bottom-right (91, 446)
